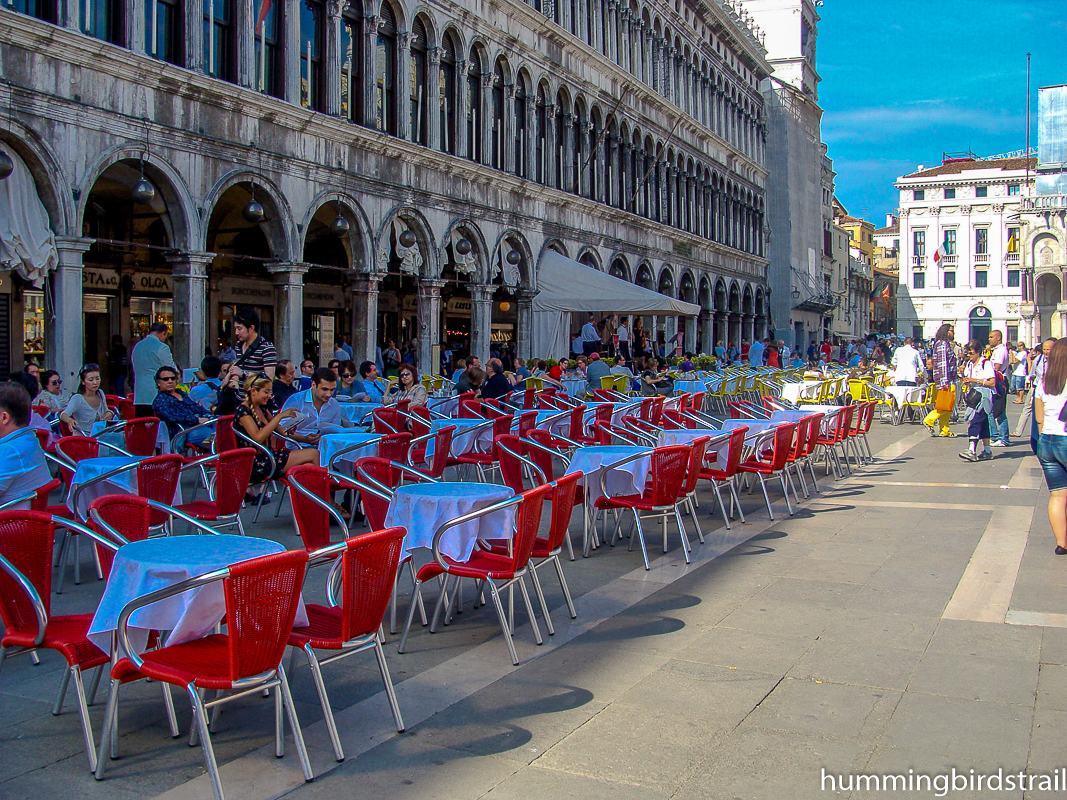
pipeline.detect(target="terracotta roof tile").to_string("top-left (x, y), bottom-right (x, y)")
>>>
top-left (903, 157), bottom-right (1036, 179)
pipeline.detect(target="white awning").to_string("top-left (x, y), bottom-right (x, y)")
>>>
top-left (532, 250), bottom-right (701, 315)
top-left (531, 250), bottom-right (701, 358)
top-left (0, 142), bottom-right (57, 284)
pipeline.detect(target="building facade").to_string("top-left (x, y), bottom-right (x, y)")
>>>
top-left (0, 0), bottom-right (771, 386)
top-left (1020, 84), bottom-right (1067, 345)
top-left (895, 156), bottom-right (1030, 345)
top-left (832, 203), bottom-right (874, 339)
top-left (742, 0), bottom-right (832, 350)
top-left (871, 217), bottom-right (899, 334)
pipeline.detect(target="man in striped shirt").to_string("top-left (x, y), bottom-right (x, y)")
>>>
top-left (232, 307), bottom-right (278, 380)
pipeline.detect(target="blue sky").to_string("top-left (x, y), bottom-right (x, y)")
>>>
top-left (817, 0), bottom-right (1067, 227)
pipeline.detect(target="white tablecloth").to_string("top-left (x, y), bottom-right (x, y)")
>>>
top-left (781, 381), bottom-right (822, 403)
top-left (338, 403), bottom-right (381, 424)
top-left (428, 397), bottom-right (459, 418)
top-left (87, 535), bottom-right (307, 655)
top-left (657, 429), bottom-right (731, 469)
top-left (65, 456), bottom-right (182, 519)
top-left (384, 483), bottom-right (517, 561)
top-left (90, 421), bottom-right (171, 454)
top-left (565, 445), bottom-right (652, 502)
top-left (673, 380), bottom-right (707, 395)
top-left (534, 410), bottom-right (572, 436)
top-left (426, 418), bottom-right (491, 458)
top-left (884, 385), bottom-right (925, 406)
top-left (319, 432), bottom-right (382, 468)
top-left (561, 379), bottom-right (588, 397)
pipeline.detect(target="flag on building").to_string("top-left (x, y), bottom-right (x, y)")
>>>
top-left (1007, 229), bottom-right (1019, 253)
top-left (880, 284), bottom-right (891, 313)
top-left (933, 242), bottom-right (947, 264)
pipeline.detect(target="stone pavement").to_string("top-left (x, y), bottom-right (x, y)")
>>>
top-left (2, 405), bottom-right (1065, 799)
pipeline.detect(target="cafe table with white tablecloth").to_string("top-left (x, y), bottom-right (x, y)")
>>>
top-left (65, 456), bottom-right (182, 519)
top-left (318, 431), bottom-right (382, 468)
top-left (384, 483), bottom-right (516, 561)
top-left (673, 380), bottom-right (707, 395)
top-left (90, 421), bottom-right (171, 454)
top-left (425, 417), bottom-right (492, 458)
top-left (561, 379), bottom-right (588, 398)
top-left (87, 534), bottom-right (307, 655)
top-left (339, 402), bottom-right (381, 424)
top-left (565, 445), bottom-right (653, 503)
top-left (657, 429), bottom-right (730, 468)
top-left (781, 380), bottom-right (824, 403)
top-left (533, 410), bottom-right (572, 436)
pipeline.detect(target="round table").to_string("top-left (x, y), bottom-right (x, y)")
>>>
top-left (383, 483), bottom-right (516, 561)
top-left (65, 456), bottom-right (182, 519)
top-left (565, 445), bottom-right (652, 502)
top-left (87, 534), bottom-right (307, 655)
top-left (561, 379), bottom-right (588, 398)
top-left (426, 418), bottom-right (490, 457)
top-left (338, 402), bottom-right (381, 424)
top-left (318, 431), bottom-right (382, 468)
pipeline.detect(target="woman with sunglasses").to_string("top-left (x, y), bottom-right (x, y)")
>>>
top-left (235, 374), bottom-right (319, 485)
top-left (60, 363), bottom-right (114, 435)
top-left (34, 370), bottom-right (63, 414)
top-left (335, 360), bottom-right (359, 399)
top-left (386, 363), bottom-right (427, 408)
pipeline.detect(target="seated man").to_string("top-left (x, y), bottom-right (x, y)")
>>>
top-left (481, 359), bottom-right (513, 400)
top-left (281, 367), bottom-right (354, 449)
top-left (272, 359), bottom-right (300, 408)
top-left (188, 355), bottom-right (223, 411)
top-left (585, 352), bottom-right (611, 391)
top-left (610, 356), bottom-right (636, 379)
top-left (0, 382), bottom-right (51, 509)
top-left (351, 361), bottom-right (387, 402)
top-left (152, 366), bottom-right (213, 450)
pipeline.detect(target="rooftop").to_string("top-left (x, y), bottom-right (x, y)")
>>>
top-left (875, 225), bottom-right (899, 235)
top-left (901, 156), bottom-right (1037, 180)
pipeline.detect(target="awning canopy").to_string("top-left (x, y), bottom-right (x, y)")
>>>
top-left (0, 142), bottom-right (57, 285)
top-left (530, 250), bottom-right (701, 359)
top-left (532, 250), bottom-right (701, 315)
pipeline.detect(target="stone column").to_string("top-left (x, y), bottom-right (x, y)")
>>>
top-left (515, 289), bottom-right (536, 361)
top-left (397, 31), bottom-right (411, 141)
top-left (664, 316), bottom-right (678, 357)
top-left (590, 0), bottom-right (602, 51)
top-left (167, 251), bottom-right (213, 371)
top-left (268, 262), bottom-right (309, 365)
top-left (684, 316), bottom-right (697, 354)
top-left (524, 92), bottom-right (536, 180)
top-left (128, 0), bottom-right (146, 57)
top-left (470, 284), bottom-right (494, 364)
top-left (349, 274), bottom-right (384, 364)
top-left (362, 16), bottom-right (379, 128)
top-left (428, 47), bottom-right (442, 150)
top-left (729, 314), bottom-right (740, 347)
top-left (48, 238), bottom-right (92, 386)
top-left (283, 0), bottom-right (301, 104)
top-left (185, 0), bottom-right (204, 71)
top-left (742, 315), bottom-right (754, 344)
top-left (417, 278), bottom-right (444, 373)
top-left (561, 112), bottom-right (575, 194)
top-left (324, 0), bottom-right (343, 116)
top-left (545, 102), bottom-right (557, 188)
top-left (651, 35), bottom-right (662, 93)
top-left (700, 310), bottom-right (713, 354)
top-left (455, 59), bottom-right (469, 159)
top-left (236, 0), bottom-right (255, 88)
top-left (503, 83), bottom-right (516, 173)
top-left (480, 72), bottom-right (493, 166)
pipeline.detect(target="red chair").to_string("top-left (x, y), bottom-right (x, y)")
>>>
top-left (123, 416), bottom-right (160, 457)
top-left (814, 406), bottom-right (856, 479)
top-left (31, 403), bottom-right (51, 417)
top-left (371, 407), bottom-right (403, 433)
top-left (691, 391), bottom-right (706, 413)
top-left (495, 434), bottom-right (542, 494)
top-left (408, 425), bottom-right (456, 480)
top-left (453, 414), bottom-right (512, 481)
top-left (288, 528), bottom-right (408, 761)
top-left (698, 428), bottom-right (748, 529)
top-left (0, 511), bottom-right (112, 770)
top-left (70, 453), bottom-right (183, 528)
top-left (675, 435), bottom-right (711, 546)
top-left (408, 406), bottom-right (432, 440)
top-left (566, 404), bottom-right (596, 446)
top-left (174, 448), bottom-right (256, 534)
top-left (517, 410), bottom-right (537, 438)
top-left (117, 400), bottom-right (136, 421)
top-left (650, 396), bottom-right (666, 424)
top-left (856, 400), bottom-right (877, 462)
top-left (286, 464), bottom-right (357, 552)
top-left (398, 484), bottom-right (552, 665)
top-left (458, 398), bottom-right (484, 418)
top-left (621, 414), bottom-right (661, 442)
top-left (638, 397), bottom-right (654, 420)
top-left (661, 409), bottom-right (696, 430)
top-left (378, 432), bottom-right (413, 467)
top-left (738, 422), bottom-right (798, 520)
top-left (213, 415), bottom-right (237, 453)
top-left (95, 550), bottom-right (314, 797)
top-left (593, 445), bottom-right (692, 570)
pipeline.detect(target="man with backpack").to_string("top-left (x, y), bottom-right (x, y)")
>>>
top-left (988, 330), bottom-right (1011, 447)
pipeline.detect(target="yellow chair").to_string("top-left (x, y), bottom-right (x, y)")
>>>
top-left (525, 376), bottom-right (544, 390)
top-left (896, 382), bottom-right (933, 425)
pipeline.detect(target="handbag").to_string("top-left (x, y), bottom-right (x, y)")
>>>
top-left (934, 387), bottom-right (955, 412)
top-left (964, 387), bottom-right (982, 409)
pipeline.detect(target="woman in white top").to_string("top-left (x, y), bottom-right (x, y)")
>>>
top-left (958, 339), bottom-right (996, 462)
top-left (33, 370), bottom-right (63, 414)
top-left (60, 363), bottom-right (114, 435)
top-left (1011, 342), bottom-right (1029, 404)
top-left (1034, 337), bottom-right (1067, 554)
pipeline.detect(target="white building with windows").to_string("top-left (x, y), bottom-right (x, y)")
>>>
top-left (895, 156), bottom-right (1031, 345)
top-left (0, 0), bottom-right (772, 385)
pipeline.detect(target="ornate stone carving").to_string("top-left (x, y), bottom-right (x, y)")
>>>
top-left (379, 218), bottom-right (423, 275)
top-left (959, 205), bottom-right (972, 214)
top-left (448, 228), bottom-right (477, 275)
top-left (992, 203), bottom-right (1005, 213)
top-left (930, 206), bottom-right (940, 216)
top-left (1007, 302), bottom-right (1020, 314)
top-left (429, 47), bottom-right (441, 65)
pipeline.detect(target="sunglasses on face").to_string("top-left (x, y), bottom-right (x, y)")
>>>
top-left (158, 375), bottom-right (178, 381)
top-left (341, 373), bottom-right (354, 379)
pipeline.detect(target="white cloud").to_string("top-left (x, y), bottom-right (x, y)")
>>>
top-left (823, 101), bottom-right (1023, 145)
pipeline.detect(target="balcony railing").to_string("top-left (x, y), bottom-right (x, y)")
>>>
top-left (975, 252), bottom-right (989, 266)
top-left (912, 255), bottom-right (926, 269)
top-left (1022, 195), bottom-right (1067, 211)
top-left (1005, 252), bottom-right (1021, 265)
top-left (940, 254), bottom-right (958, 268)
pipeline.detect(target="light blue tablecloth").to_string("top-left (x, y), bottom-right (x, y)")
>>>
top-left (87, 535), bottom-right (306, 654)
top-left (339, 403), bottom-right (381, 423)
top-left (673, 380), bottom-right (707, 395)
top-left (65, 456), bottom-right (142, 516)
top-left (566, 445), bottom-right (652, 502)
top-left (90, 421), bottom-right (171, 453)
top-left (384, 483), bottom-right (516, 560)
top-left (562, 379), bottom-right (588, 397)
top-left (426, 418), bottom-right (489, 458)
top-left (319, 432), bottom-right (382, 468)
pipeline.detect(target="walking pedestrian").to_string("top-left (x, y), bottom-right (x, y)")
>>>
top-left (988, 330), bottom-right (1011, 446)
top-left (958, 339), bottom-right (996, 462)
top-left (923, 324), bottom-right (958, 437)
top-left (130, 322), bottom-right (174, 417)
top-left (1015, 338), bottom-right (1055, 449)
top-left (1034, 338), bottom-right (1067, 554)
top-left (1011, 342), bottom-right (1029, 404)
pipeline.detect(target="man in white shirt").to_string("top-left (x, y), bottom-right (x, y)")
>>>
top-left (581, 315), bottom-right (600, 356)
top-left (617, 316), bottom-right (631, 360)
top-left (890, 338), bottom-right (924, 386)
top-left (779, 341), bottom-right (790, 363)
top-left (281, 367), bottom-right (354, 449)
top-left (1016, 337), bottom-right (1056, 446)
top-left (988, 330), bottom-right (1011, 446)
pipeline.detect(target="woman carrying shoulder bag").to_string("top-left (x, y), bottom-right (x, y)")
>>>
top-left (1034, 338), bottom-right (1067, 554)
top-left (958, 339), bottom-right (995, 463)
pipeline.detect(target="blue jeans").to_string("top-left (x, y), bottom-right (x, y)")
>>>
top-left (994, 413), bottom-right (1009, 444)
top-left (1037, 434), bottom-right (1067, 492)
top-left (175, 425), bottom-right (213, 452)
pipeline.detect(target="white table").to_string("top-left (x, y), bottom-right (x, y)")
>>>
top-left (318, 432), bottom-right (382, 468)
top-left (338, 403), bottom-right (381, 424)
top-left (425, 418), bottom-right (491, 458)
top-left (561, 379), bottom-right (588, 398)
top-left (384, 483), bottom-right (517, 561)
top-left (657, 429), bottom-right (730, 469)
top-left (88, 534), bottom-right (307, 655)
top-left (565, 445), bottom-right (652, 503)
top-left (673, 380), bottom-right (707, 395)
top-left (533, 410), bottom-right (572, 436)
top-left (781, 381), bottom-right (823, 403)
top-left (90, 421), bottom-right (171, 454)
top-left (65, 456), bottom-right (182, 519)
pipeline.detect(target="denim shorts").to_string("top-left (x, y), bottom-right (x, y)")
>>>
top-left (1037, 434), bottom-right (1067, 492)
top-left (1011, 375), bottom-right (1027, 393)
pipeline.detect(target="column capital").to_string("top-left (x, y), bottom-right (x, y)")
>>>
top-left (429, 46), bottom-right (441, 65)
top-left (397, 31), bottom-right (410, 49)
top-left (166, 250), bottom-right (214, 277)
top-left (53, 236), bottom-right (94, 262)
top-left (267, 261), bottom-right (311, 284)
top-left (516, 288), bottom-right (538, 302)
top-left (418, 278), bottom-right (447, 292)
top-left (470, 284), bottom-right (495, 301)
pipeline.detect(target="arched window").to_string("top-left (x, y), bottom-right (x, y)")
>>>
top-left (83, 0), bottom-right (124, 44)
top-left (299, 0), bottom-right (325, 110)
top-left (535, 86), bottom-right (547, 183)
top-left (588, 112), bottom-right (599, 200)
top-left (145, 0), bottom-right (181, 63)
top-left (439, 33), bottom-right (458, 153)
top-left (467, 48), bottom-right (483, 162)
top-left (554, 98), bottom-right (566, 190)
top-left (254, 0), bottom-right (282, 97)
top-left (375, 3), bottom-right (398, 135)
top-left (572, 106), bottom-right (583, 195)
top-left (409, 18), bottom-right (429, 145)
top-left (203, 0), bottom-right (235, 81)
top-left (514, 77), bottom-right (528, 178)
top-left (340, 5), bottom-right (363, 122)
top-left (491, 60), bottom-right (505, 169)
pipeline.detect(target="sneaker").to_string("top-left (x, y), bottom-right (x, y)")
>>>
top-left (978, 451), bottom-right (993, 461)
top-left (958, 451), bottom-right (979, 462)
top-left (990, 440), bottom-right (1008, 447)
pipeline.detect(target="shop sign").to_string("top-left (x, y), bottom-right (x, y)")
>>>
top-left (378, 294), bottom-right (398, 313)
top-left (132, 272), bottom-right (172, 294)
top-left (490, 323), bottom-right (514, 343)
top-left (83, 267), bottom-right (119, 291)
top-left (219, 278), bottom-right (274, 305)
top-left (83, 295), bottom-right (110, 314)
top-left (304, 285), bottom-right (344, 307)
top-left (446, 297), bottom-right (472, 315)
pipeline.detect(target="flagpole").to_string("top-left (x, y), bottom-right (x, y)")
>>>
top-left (1025, 52), bottom-right (1031, 194)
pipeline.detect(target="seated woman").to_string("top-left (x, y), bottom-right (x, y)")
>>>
top-left (335, 360), bottom-right (360, 399)
top-left (60, 363), bottom-right (114, 435)
top-left (234, 374), bottom-right (318, 492)
top-left (34, 370), bottom-right (63, 415)
top-left (387, 363), bottom-right (428, 407)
